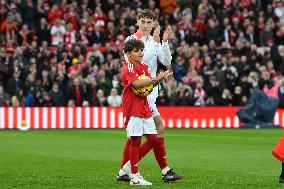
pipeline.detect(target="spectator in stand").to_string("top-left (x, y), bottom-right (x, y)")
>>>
top-left (39, 91), bottom-right (53, 107)
top-left (86, 44), bottom-right (105, 66)
top-left (36, 18), bottom-right (50, 46)
top-left (221, 57), bottom-right (238, 92)
top-left (88, 22), bottom-right (106, 45)
top-left (8, 70), bottom-right (23, 96)
top-left (64, 23), bottom-right (76, 46)
top-left (8, 3), bottom-right (22, 26)
top-left (164, 78), bottom-right (176, 106)
top-left (23, 87), bottom-right (35, 107)
top-left (94, 89), bottom-right (108, 106)
top-left (173, 56), bottom-right (187, 82)
top-left (174, 81), bottom-right (193, 106)
top-left (17, 24), bottom-right (32, 46)
top-left (260, 24), bottom-right (275, 47)
top-left (24, 73), bottom-right (35, 94)
top-left (193, 80), bottom-right (206, 106)
top-left (20, 0), bottom-right (37, 29)
top-left (67, 99), bottom-right (75, 107)
top-left (85, 75), bottom-right (97, 106)
top-left (200, 55), bottom-right (216, 85)
top-left (48, 4), bottom-right (63, 26)
top-left (41, 70), bottom-right (52, 91)
top-left (0, 13), bottom-right (17, 46)
top-left (82, 100), bottom-right (90, 107)
top-left (11, 95), bottom-right (21, 107)
top-left (0, 85), bottom-right (10, 106)
top-left (107, 88), bottom-right (122, 107)
top-left (96, 69), bottom-right (112, 96)
top-left (64, 5), bottom-right (78, 31)
top-left (204, 75), bottom-right (222, 105)
top-left (66, 77), bottom-right (86, 106)
top-left (232, 86), bottom-right (244, 106)
top-left (50, 19), bottom-right (66, 46)
top-left (220, 89), bottom-right (232, 106)
top-left (49, 81), bottom-right (65, 106)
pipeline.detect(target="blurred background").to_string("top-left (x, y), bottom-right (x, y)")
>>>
top-left (1, 0), bottom-right (284, 108)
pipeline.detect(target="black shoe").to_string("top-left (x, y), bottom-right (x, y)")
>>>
top-left (117, 174), bottom-right (131, 182)
top-left (162, 169), bottom-right (183, 181)
top-left (279, 176), bottom-right (284, 183)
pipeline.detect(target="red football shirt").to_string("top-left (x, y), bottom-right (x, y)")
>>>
top-left (121, 61), bottom-right (152, 118)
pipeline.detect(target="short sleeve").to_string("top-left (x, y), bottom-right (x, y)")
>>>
top-left (144, 64), bottom-right (152, 79)
top-left (122, 66), bottom-right (138, 87)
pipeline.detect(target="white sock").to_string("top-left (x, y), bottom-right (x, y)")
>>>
top-left (162, 166), bottom-right (170, 175)
top-left (118, 169), bottom-right (126, 176)
top-left (122, 161), bottom-right (131, 171)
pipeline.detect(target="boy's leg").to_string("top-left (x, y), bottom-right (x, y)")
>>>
top-left (129, 136), bottom-right (152, 186)
top-left (120, 138), bottom-right (131, 169)
top-left (118, 135), bottom-right (156, 182)
top-left (117, 138), bottom-right (132, 182)
top-left (118, 116), bottom-right (152, 185)
top-left (129, 136), bottom-right (141, 174)
top-left (119, 117), bottom-right (157, 175)
top-left (127, 117), bottom-right (152, 185)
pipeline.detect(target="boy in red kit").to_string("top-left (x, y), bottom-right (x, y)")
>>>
top-left (120, 39), bottom-right (172, 185)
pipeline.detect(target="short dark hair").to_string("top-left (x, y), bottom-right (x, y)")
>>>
top-left (123, 39), bottom-right (144, 54)
top-left (137, 9), bottom-right (157, 21)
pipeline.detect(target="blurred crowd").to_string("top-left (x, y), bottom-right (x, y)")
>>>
top-left (1, 0), bottom-right (284, 107)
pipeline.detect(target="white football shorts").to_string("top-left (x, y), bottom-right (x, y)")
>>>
top-left (125, 116), bottom-right (157, 137)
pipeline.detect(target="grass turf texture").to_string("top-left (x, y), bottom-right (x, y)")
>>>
top-left (0, 129), bottom-right (283, 189)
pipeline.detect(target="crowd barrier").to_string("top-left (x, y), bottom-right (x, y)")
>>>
top-left (0, 107), bottom-right (283, 129)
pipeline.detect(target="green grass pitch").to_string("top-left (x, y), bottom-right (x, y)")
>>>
top-left (0, 129), bottom-right (283, 189)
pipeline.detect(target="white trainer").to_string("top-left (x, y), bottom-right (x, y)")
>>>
top-left (130, 173), bottom-right (152, 186)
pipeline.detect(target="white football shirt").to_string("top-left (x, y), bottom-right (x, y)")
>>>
top-left (125, 33), bottom-right (172, 99)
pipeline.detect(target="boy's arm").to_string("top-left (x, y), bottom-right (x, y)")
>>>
top-left (132, 70), bottom-right (173, 89)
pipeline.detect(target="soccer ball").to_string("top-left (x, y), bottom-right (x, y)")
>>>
top-left (132, 74), bottom-right (154, 97)
top-left (18, 120), bottom-right (30, 131)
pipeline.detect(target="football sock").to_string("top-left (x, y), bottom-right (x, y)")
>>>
top-left (129, 137), bottom-right (141, 174)
top-left (153, 137), bottom-right (168, 169)
top-left (120, 138), bottom-right (131, 169)
top-left (122, 161), bottom-right (131, 171)
top-left (118, 169), bottom-right (126, 176)
top-left (139, 134), bottom-right (158, 160)
top-left (162, 166), bottom-right (171, 175)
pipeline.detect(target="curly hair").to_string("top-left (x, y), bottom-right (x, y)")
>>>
top-left (123, 39), bottom-right (144, 54)
top-left (137, 9), bottom-right (157, 21)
